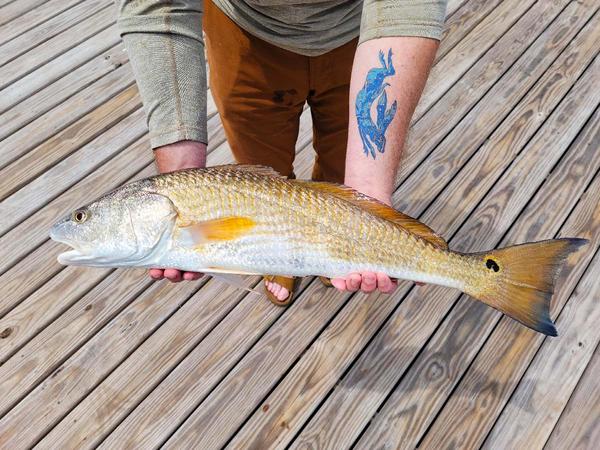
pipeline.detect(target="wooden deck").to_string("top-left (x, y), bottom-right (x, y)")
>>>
top-left (0, 0), bottom-right (599, 448)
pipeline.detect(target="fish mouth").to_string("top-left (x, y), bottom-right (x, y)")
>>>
top-left (49, 228), bottom-right (93, 265)
top-left (54, 241), bottom-right (92, 265)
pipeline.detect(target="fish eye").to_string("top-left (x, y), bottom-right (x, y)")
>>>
top-left (486, 258), bottom-right (500, 272)
top-left (72, 209), bottom-right (89, 223)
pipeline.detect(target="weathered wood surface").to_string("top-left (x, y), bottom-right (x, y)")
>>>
top-left (545, 344), bottom-right (600, 449)
top-left (1, 0), bottom-right (599, 449)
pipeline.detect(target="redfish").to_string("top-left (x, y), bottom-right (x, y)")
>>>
top-left (49, 165), bottom-right (587, 336)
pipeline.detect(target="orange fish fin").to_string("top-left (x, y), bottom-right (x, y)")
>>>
top-left (294, 181), bottom-right (448, 250)
top-left (178, 216), bottom-right (256, 244)
top-left (213, 164), bottom-right (284, 178)
top-left (464, 238), bottom-right (587, 336)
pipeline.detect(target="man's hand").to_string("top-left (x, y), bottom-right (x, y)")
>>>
top-left (330, 192), bottom-right (399, 295)
top-left (331, 37), bottom-right (438, 296)
top-left (150, 140), bottom-right (207, 282)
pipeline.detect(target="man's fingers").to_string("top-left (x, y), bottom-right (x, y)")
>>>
top-left (331, 278), bottom-right (347, 291)
top-left (149, 268), bottom-right (164, 280)
top-left (360, 272), bottom-right (377, 293)
top-left (183, 271), bottom-right (203, 281)
top-left (346, 273), bottom-right (362, 292)
top-left (164, 268), bottom-right (183, 282)
top-left (150, 268), bottom-right (202, 282)
top-left (376, 272), bottom-right (393, 293)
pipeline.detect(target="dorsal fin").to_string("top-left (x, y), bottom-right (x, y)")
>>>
top-left (293, 181), bottom-right (448, 250)
top-left (212, 164), bottom-right (284, 178)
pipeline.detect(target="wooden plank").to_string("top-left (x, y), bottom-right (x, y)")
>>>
top-left (415, 0), bottom-right (535, 118)
top-left (0, 0), bottom-right (96, 45)
top-left (483, 252), bottom-right (600, 449)
top-left (0, 0), bottom-right (111, 67)
top-left (31, 277), bottom-right (264, 449)
top-left (0, 107), bottom-right (145, 234)
top-left (436, 0), bottom-right (503, 62)
top-left (0, 0), bottom-right (50, 29)
top-left (0, 268), bottom-right (151, 418)
top-left (0, 44), bottom-right (128, 141)
top-left (0, 7), bottom-right (116, 90)
top-left (286, 53), bottom-right (600, 450)
top-left (445, 0), bottom-right (469, 18)
top-left (0, 62), bottom-right (134, 171)
top-left (0, 23), bottom-right (119, 112)
top-left (227, 35), bottom-right (600, 450)
top-left (417, 129), bottom-right (600, 449)
top-left (357, 107), bottom-right (600, 449)
top-left (545, 344), bottom-right (600, 449)
top-left (0, 84), bottom-right (140, 200)
top-left (0, 275), bottom-right (210, 448)
top-left (32, 112), bottom-right (309, 448)
top-left (77, 2), bottom-right (588, 446)
top-left (397, 0), bottom-right (575, 192)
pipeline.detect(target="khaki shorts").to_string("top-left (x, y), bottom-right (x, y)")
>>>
top-left (203, 0), bottom-right (357, 183)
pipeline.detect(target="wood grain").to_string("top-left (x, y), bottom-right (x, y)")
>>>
top-left (0, 0), bottom-right (111, 67)
top-left (0, 83), bottom-right (140, 199)
top-left (415, 82), bottom-right (600, 450)
top-left (289, 48), bottom-right (600, 450)
top-left (0, 60), bottom-right (134, 170)
top-left (436, 0), bottom-right (503, 62)
top-left (545, 344), bottom-right (600, 449)
top-left (415, 0), bottom-right (536, 119)
top-left (0, 44), bottom-right (129, 141)
top-left (0, 275), bottom-right (206, 448)
top-left (483, 252), bottom-right (600, 449)
top-left (0, 0), bottom-right (83, 39)
top-left (396, 0), bottom-right (574, 194)
top-left (0, 7), bottom-right (116, 91)
top-left (357, 107), bottom-right (600, 449)
top-left (0, 0), bottom-right (48, 25)
top-left (0, 107), bottom-right (145, 233)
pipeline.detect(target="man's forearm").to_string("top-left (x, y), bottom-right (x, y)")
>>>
top-left (345, 36), bottom-right (438, 204)
top-left (118, 0), bottom-right (207, 150)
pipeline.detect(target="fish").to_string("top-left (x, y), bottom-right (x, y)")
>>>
top-left (49, 164), bottom-right (587, 336)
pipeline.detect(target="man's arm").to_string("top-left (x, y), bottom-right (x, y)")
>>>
top-left (118, 0), bottom-right (207, 281)
top-left (331, 1), bottom-right (446, 294)
top-left (117, 0), bottom-right (208, 172)
top-left (345, 37), bottom-right (438, 204)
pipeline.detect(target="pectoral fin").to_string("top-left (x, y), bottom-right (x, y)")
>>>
top-left (177, 216), bottom-right (256, 246)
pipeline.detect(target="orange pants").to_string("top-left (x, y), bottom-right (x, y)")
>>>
top-left (203, 0), bottom-right (357, 183)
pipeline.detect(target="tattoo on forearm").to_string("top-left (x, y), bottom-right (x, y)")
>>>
top-left (355, 49), bottom-right (398, 159)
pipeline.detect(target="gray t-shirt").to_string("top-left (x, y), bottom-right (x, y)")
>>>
top-left (117, 0), bottom-right (447, 148)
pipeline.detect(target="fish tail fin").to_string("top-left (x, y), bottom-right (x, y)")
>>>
top-left (464, 238), bottom-right (587, 336)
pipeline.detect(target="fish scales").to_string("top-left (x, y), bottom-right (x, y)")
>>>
top-left (149, 168), bottom-right (453, 280)
top-left (49, 165), bottom-right (588, 336)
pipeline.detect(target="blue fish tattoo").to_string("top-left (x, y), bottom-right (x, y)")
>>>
top-left (355, 49), bottom-right (398, 159)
